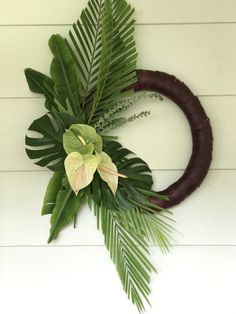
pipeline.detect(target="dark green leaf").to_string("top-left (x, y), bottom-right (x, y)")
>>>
top-left (49, 34), bottom-right (81, 116)
top-left (24, 68), bottom-right (56, 111)
top-left (42, 172), bottom-right (65, 215)
top-left (25, 112), bottom-right (80, 171)
top-left (48, 178), bottom-right (84, 243)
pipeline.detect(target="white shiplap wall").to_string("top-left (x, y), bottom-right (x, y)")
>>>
top-left (0, 1), bottom-right (236, 313)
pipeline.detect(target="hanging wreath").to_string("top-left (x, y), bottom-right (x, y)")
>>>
top-left (24, 0), bottom-right (213, 312)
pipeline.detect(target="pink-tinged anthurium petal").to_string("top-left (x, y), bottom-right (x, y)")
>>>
top-left (65, 152), bottom-right (98, 195)
top-left (97, 152), bottom-right (124, 195)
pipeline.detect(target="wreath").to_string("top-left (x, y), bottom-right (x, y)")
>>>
top-left (24, 0), bottom-right (213, 312)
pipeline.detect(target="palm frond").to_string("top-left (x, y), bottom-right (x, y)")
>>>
top-left (87, 193), bottom-right (173, 312)
top-left (85, 140), bottom-right (174, 312)
top-left (66, 0), bottom-right (137, 123)
top-left (66, 0), bottom-right (104, 106)
top-left (87, 0), bottom-right (138, 121)
top-left (88, 198), bottom-right (154, 313)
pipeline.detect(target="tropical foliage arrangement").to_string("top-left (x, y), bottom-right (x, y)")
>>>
top-left (24, 0), bottom-right (175, 311)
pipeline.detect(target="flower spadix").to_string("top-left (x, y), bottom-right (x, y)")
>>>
top-left (65, 152), bottom-right (98, 195)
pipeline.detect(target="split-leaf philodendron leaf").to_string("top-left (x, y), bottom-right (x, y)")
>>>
top-left (24, 0), bottom-right (174, 312)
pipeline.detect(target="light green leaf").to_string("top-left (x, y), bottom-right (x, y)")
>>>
top-left (42, 172), bottom-right (64, 215)
top-left (65, 152), bottom-right (98, 195)
top-left (97, 151), bottom-right (119, 195)
top-left (63, 123), bottom-right (103, 156)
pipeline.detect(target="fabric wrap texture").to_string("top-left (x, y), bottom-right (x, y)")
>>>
top-left (132, 69), bottom-right (213, 208)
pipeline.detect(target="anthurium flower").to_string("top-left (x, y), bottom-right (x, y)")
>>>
top-left (65, 152), bottom-right (98, 195)
top-left (97, 152), bottom-right (127, 195)
top-left (63, 124), bottom-right (103, 157)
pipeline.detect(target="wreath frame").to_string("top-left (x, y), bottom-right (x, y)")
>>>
top-left (132, 69), bottom-right (213, 208)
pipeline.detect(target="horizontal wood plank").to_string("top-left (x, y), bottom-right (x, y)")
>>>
top-left (0, 96), bottom-right (235, 171)
top-left (0, 246), bottom-right (235, 314)
top-left (0, 0), bottom-right (236, 25)
top-left (0, 25), bottom-right (236, 97)
top-left (0, 170), bottom-right (235, 246)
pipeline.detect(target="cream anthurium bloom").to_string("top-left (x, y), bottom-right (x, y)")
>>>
top-left (63, 124), bottom-right (102, 157)
top-left (65, 152), bottom-right (98, 195)
top-left (97, 152), bottom-right (127, 195)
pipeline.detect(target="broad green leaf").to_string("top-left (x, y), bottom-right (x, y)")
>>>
top-left (42, 172), bottom-right (64, 215)
top-left (49, 34), bottom-right (81, 116)
top-left (24, 68), bottom-right (56, 111)
top-left (48, 178), bottom-right (84, 243)
top-left (65, 152), bottom-right (98, 195)
top-left (24, 68), bottom-right (53, 95)
top-left (97, 151), bottom-right (119, 195)
top-left (63, 123), bottom-right (102, 156)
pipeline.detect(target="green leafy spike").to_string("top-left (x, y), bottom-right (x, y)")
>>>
top-left (48, 177), bottom-right (85, 243)
top-left (49, 34), bottom-right (81, 116)
top-left (42, 172), bottom-right (64, 215)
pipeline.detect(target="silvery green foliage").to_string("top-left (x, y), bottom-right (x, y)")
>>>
top-left (94, 91), bottom-right (163, 133)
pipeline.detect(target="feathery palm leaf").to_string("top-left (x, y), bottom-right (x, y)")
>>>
top-left (85, 140), bottom-right (174, 311)
top-left (87, 194), bottom-right (173, 312)
top-left (88, 198), bottom-right (154, 313)
top-left (66, 0), bottom-right (137, 123)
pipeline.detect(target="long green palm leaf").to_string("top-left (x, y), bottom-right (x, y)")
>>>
top-left (66, 0), bottom-right (137, 123)
top-left (89, 199), bottom-right (155, 313)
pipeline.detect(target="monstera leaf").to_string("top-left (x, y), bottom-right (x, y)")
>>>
top-left (88, 141), bottom-right (156, 212)
top-left (25, 113), bottom-right (80, 171)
